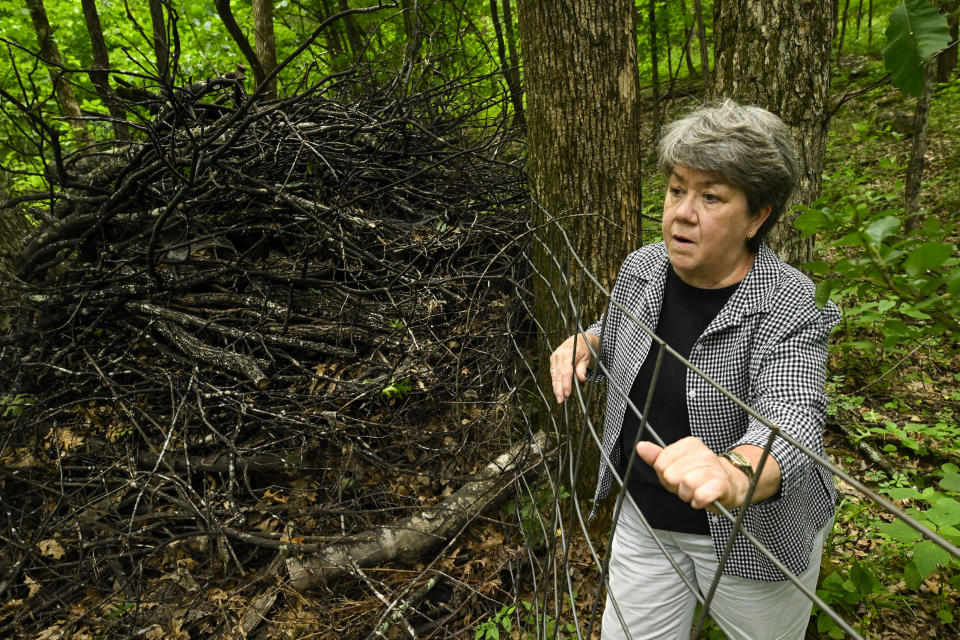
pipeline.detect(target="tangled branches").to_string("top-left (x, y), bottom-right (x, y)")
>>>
top-left (0, 69), bottom-right (536, 638)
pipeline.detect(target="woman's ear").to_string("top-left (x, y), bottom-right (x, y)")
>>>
top-left (750, 205), bottom-right (772, 238)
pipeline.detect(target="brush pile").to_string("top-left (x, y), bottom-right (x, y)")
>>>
top-left (0, 70), bottom-right (537, 638)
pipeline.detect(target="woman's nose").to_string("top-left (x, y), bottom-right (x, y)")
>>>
top-left (674, 193), bottom-right (697, 221)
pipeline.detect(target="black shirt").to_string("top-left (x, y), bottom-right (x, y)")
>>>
top-left (619, 265), bottom-right (739, 534)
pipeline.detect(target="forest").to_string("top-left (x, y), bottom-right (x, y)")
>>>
top-left (0, 0), bottom-right (958, 639)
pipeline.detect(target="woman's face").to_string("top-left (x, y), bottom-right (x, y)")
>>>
top-left (661, 164), bottom-right (770, 289)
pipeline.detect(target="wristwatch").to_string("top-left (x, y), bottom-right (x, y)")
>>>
top-left (720, 450), bottom-right (755, 481)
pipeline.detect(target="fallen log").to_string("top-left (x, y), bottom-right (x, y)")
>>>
top-left (286, 430), bottom-right (547, 591)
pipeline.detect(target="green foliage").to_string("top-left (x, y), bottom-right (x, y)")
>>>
top-left (381, 378), bottom-right (412, 399)
top-left (882, 0), bottom-right (951, 96)
top-left (473, 599), bottom-right (578, 640)
top-left (1, 393), bottom-right (34, 418)
top-left (874, 474), bottom-right (960, 588)
top-left (474, 604), bottom-right (515, 640)
top-left (504, 483), bottom-right (568, 547)
top-left (795, 191), bottom-right (959, 361)
top-left (814, 560), bottom-right (885, 638)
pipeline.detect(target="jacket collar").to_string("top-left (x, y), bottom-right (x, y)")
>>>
top-left (627, 241), bottom-right (780, 330)
top-left (707, 243), bottom-right (780, 333)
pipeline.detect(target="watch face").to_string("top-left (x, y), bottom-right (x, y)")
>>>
top-left (723, 451), bottom-right (753, 478)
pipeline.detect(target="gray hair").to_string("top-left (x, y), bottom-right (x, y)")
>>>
top-left (657, 99), bottom-right (798, 251)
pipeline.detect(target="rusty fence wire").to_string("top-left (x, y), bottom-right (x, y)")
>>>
top-left (502, 206), bottom-right (960, 640)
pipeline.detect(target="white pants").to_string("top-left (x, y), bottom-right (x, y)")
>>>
top-left (601, 502), bottom-right (829, 640)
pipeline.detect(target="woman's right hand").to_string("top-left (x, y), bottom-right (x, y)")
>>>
top-left (549, 333), bottom-right (600, 404)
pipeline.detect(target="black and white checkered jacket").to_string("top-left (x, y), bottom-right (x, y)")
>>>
top-left (586, 242), bottom-right (840, 581)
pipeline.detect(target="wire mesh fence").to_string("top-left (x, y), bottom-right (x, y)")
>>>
top-left (504, 206), bottom-right (960, 640)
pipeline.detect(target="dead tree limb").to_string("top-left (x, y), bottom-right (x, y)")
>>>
top-left (286, 430), bottom-right (547, 591)
top-left (152, 319), bottom-right (271, 388)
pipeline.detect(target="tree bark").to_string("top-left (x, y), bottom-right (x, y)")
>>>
top-left (490, 0), bottom-right (525, 129)
top-left (517, 1), bottom-right (642, 505)
top-left (24, 0), bottom-right (91, 143)
top-left (338, 0), bottom-right (364, 59)
top-left (286, 431), bottom-right (546, 590)
top-left (501, 0), bottom-right (523, 125)
top-left (692, 0), bottom-right (710, 94)
top-left (216, 0), bottom-right (267, 90)
top-left (904, 64), bottom-right (935, 229)
top-left (679, 0), bottom-right (696, 76)
top-left (936, 1), bottom-right (959, 82)
top-left (81, 0), bottom-right (129, 140)
top-left (837, 0), bottom-right (851, 62)
top-left (148, 0), bottom-right (170, 83)
top-left (252, 0), bottom-right (278, 98)
top-left (648, 0), bottom-right (662, 137)
top-left (712, 0), bottom-right (835, 267)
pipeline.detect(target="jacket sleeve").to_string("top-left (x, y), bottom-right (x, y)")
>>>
top-left (732, 300), bottom-right (839, 498)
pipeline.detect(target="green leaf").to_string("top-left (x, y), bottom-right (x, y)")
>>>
top-left (902, 242), bottom-right (955, 276)
top-left (850, 561), bottom-right (882, 597)
top-left (877, 519), bottom-right (923, 543)
top-left (815, 280), bottom-right (836, 308)
top-left (817, 613), bottom-right (840, 635)
top-left (863, 215), bottom-right (901, 246)
top-left (904, 559), bottom-right (923, 590)
top-left (883, 0), bottom-right (951, 97)
top-left (940, 525), bottom-right (960, 545)
top-left (913, 539), bottom-right (951, 579)
top-left (926, 497), bottom-right (960, 528)
top-left (795, 208), bottom-right (830, 236)
top-left (881, 487), bottom-right (924, 500)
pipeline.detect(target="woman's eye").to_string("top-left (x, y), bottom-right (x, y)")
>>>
top-left (670, 187), bottom-right (683, 197)
top-left (703, 193), bottom-right (719, 203)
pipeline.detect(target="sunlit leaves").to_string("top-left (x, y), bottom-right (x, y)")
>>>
top-left (883, 0), bottom-right (951, 97)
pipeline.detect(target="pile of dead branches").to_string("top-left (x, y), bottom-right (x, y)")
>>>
top-left (0, 70), bottom-right (539, 639)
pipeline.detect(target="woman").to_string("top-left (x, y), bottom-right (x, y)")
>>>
top-left (549, 100), bottom-right (839, 640)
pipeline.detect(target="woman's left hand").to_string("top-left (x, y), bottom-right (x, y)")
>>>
top-left (635, 437), bottom-right (756, 512)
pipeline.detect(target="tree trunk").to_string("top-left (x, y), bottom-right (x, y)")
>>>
top-left (648, 0), bottom-right (662, 137)
top-left (692, 0), bottom-right (710, 94)
top-left (81, 0), bottom-right (129, 140)
top-left (837, 0), bottom-right (851, 62)
top-left (216, 0), bottom-right (266, 90)
top-left (679, 0), bottom-right (696, 76)
top-left (490, 0), bottom-right (525, 129)
top-left (712, 0), bottom-right (835, 267)
top-left (904, 63), bottom-right (935, 229)
top-left (320, 0), bottom-right (346, 61)
top-left (936, 1), bottom-right (959, 82)
top-left (501, 0), bottom-right (523, 124)
top-left (24, 0), bottom-right (91, 143)
top-left (400, 0), bottom-right (422, 63)
top-left (148, 0), bottom-right (170, 84)
top-left (252, 0), bottom-right (278, 98)
top-left (338, 0), bottom-right (364, 60)
top-left (517, 1), bottom-right (643, 506)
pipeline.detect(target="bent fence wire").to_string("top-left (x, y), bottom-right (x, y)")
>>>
top-left (507, 207), bottom-right (960, 640)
